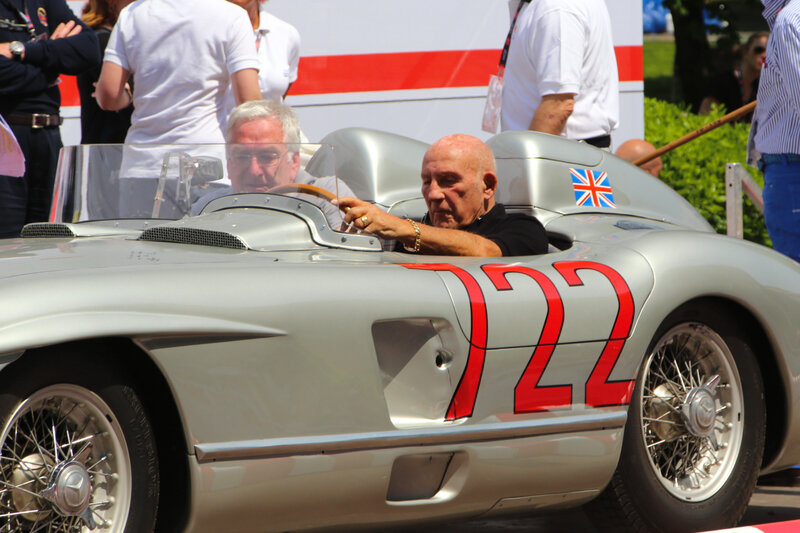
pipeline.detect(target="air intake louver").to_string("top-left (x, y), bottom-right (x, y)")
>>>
top-left (138, 227), bottom-right (246, 250)
top-left (20, 224), bottom-right (76, 238)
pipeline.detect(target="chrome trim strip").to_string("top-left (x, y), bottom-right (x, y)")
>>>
top-left (194, 411), bottom-right (626, 463)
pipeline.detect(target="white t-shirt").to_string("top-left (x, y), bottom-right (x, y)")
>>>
top-left (222, 8), bottom-right (299, 122)
top-left (105, 0), bottom-right (259, 146)
top-left (501, 0), bottom-right (619, 140)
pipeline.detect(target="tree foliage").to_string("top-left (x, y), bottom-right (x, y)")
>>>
top-left (644, 97), bottom-right (769, 245)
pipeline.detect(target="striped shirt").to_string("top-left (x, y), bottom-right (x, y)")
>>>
top-left (753, 0), bottom-right (800, 156)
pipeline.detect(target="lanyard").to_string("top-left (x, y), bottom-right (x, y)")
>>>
top-left (0, 0), bottom-right (36, 40)
top-left (498, 0), bottom-right (531, 74)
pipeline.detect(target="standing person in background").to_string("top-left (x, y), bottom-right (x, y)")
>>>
top-left (500, 0), bottom-right (619, 149)
top-left (752, 0), bottom-right (800, 263)
top-left (94, 0), bottom-right (261, 217)
top-left (78, 0), bottom-right (134, 219)
top-left (224, 0), bottom-right (300, 119)
top-left (224, 0), bottom-right (316, 164)
top-left (0, 0), bottom-right (100, 237)
top-left (78, 0), bottom-right (134, 144)
top-left (699, 32), bottom-right (768, 120)
top-left (616, 139), bottom-right (663, 178)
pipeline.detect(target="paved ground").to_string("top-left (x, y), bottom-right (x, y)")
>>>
top-left (377, 470), bottom-right (800, 532)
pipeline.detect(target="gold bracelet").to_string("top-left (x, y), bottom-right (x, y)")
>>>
top-left (406, 218), bottom-right (421, 253)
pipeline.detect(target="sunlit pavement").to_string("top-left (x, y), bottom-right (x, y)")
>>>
top-left (383, 468), bottom-right (800, 532)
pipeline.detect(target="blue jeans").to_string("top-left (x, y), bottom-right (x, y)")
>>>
top-left (760, 154), bottom-right (800, 263)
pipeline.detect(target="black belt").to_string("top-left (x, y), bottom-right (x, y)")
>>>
top-left (581, 134), bottom-right (611, 148)
top-left (5, 113), bottom-right (63, 128)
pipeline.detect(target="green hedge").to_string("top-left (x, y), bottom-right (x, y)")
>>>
top-left (644, 97), bottom-right (769, 246)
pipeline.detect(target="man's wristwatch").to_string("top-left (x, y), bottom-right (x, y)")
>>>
top-left (9, 41), bottom-right (25, 61)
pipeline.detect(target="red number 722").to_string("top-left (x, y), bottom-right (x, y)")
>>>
top-left (400, 261), bottom-right (635, 420)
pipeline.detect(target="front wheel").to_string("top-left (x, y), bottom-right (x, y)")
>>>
top-left (590, 306), bottom-right (765, 532)
top-left (0, 350), bottom-right (159, 532)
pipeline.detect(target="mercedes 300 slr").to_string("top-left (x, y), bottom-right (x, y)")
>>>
top-left (1, 129), bottom-right (798, 533)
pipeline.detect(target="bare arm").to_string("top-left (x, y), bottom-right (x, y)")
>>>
top-left (231, 68), bottom-right (261, 105)
top-left (698, 96), bottom-right (718, 115)
top-left (529, 93), bottom-right (575, 135)
top-left (95, 61), bottom-right (131, 111)
top-left (337, 197), bottom-right (502, 257)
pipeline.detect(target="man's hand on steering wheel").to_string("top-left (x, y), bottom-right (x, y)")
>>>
top-left (336, 197), bottom-right (416, 244)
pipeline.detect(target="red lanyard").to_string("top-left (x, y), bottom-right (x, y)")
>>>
top-left (498, 0), bottom-right (531, 73)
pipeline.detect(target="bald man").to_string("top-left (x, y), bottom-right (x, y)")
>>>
top-left (337, 134), bottom-right (548, 256)
top-left (616, 139), bottom-right (663, 178)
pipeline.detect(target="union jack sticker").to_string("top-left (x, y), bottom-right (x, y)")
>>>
top-left (569, 168), bottom-right (616, 208)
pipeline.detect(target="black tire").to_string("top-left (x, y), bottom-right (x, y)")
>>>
top-left (0, 348), bottom-right (159, 532)
top-left (588, 304), bottom-right (765, 533)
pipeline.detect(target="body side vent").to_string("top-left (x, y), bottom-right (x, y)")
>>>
top-left (138, 227), bottom-right (246, 250)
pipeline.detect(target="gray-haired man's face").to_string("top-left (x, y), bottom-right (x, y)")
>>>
top-left (227, 117), bottom-right (300, 193)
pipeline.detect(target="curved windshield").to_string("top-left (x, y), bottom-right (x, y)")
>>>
top-left (51, 142), bottom-right (348, 230)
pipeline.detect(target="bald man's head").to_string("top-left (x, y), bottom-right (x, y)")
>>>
top-left (616, 139), bottom-right (663, 178)
top-left (421, 134), bottom-right (498, 229)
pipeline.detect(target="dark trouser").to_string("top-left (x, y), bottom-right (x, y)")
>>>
top-left (0, 124), bottom-right (62, 238)
top-left (119, 178), bottom-right (184, 219)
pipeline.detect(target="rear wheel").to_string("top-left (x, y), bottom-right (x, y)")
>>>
top-left (0, 350), bottom-right (159, 532)
top-left (590, 305), bottom-right (765, 532)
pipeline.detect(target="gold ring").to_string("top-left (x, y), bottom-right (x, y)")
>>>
top-left (360, 215), bottom-right (369, 225)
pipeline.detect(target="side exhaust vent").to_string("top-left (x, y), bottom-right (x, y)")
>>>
top-left (138, 227), bottom-right (246, 250)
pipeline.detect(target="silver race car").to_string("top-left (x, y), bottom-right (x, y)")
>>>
top-left (1, 130), bottom-right (798, 533)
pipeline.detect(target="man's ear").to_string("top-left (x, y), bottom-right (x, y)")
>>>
top-left (483, 172), bottom-right (498, 198)
top-left (289, 150), bottom-right (301, 171)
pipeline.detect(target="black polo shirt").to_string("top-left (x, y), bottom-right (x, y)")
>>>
top-left (400, 203), bottom-right (549, 256)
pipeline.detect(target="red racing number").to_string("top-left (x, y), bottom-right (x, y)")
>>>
top-left (399, 263), bottom-right (488, 420)
top-left (482, 265), bottom-right (569, 413)
top-left (400, 260), bottom-right (635, 419)
top-left (553, 261), bottom-right (635, 407)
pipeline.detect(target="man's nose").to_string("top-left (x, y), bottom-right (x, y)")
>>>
top-left (426, 181), bottom-right (445, 199)
top-left (248, 155), bottom-right (263, 175)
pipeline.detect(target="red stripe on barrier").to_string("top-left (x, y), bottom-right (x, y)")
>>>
top-left (615, 45), bottom-right (643, 83)
top-left (757, 519), bottom-right (800, 532)
top-left (60, 75), bottom-right (81, 107)
top-left (292, 46), bottom-right (643, 95)
top-left (59, 45), bottom-right (643, 106)
top-left (291, 49), bottom-right (501, 95)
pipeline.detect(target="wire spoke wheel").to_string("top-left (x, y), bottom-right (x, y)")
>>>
top-left (588, 304), bottom-right (765, 533)
top-left (640, 323), bottom-right (744, 501)
top-left (0, 385), bottom-right (132, 532)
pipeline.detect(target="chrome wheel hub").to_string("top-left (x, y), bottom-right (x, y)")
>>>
top-left (682, 376), bottom-right (721, 438)
top-left (43, 461), bottom-right (94, 517)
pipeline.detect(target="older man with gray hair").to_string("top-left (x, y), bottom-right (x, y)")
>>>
top-left (194, 100), bottom-right (354, 226)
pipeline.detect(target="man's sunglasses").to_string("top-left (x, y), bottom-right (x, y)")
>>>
top-left (752, 46), bottom-right (766, 54)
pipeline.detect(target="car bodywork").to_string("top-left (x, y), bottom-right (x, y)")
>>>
top-left (1, 129), bottom-right (798, 533)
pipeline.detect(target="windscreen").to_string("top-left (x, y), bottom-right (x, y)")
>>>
top-left (50, 143), bottom-right (350, 230)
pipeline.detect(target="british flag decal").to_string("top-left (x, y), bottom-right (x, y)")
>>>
top-left (570, 168), bottom-right (616, 208)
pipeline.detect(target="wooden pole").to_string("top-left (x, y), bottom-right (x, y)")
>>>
top-left (633, 100), bottom-right (757, 167)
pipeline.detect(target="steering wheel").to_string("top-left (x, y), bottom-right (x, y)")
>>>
top-left (267, 183), bottom-right (337, 202)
